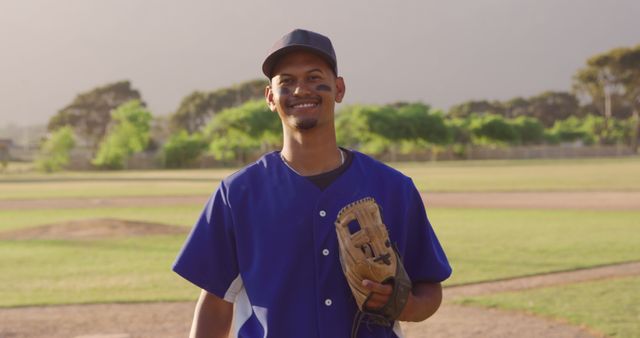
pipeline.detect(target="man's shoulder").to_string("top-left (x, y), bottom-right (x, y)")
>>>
top-left (351, 150), bottom-right (412, 184)
top-left (221, 152), bottom-right (279, 189)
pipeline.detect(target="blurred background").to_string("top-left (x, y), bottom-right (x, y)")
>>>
top-left (0, 1), bottom-right (639, 337)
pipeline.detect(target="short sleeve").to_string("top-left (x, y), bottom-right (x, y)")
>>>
top-left (398, 180), bottom-right (452, 283)
top-left (172, 182), bottom-right (240, 300)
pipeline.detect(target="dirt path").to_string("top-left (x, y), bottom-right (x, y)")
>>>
top-left (2, 191), bottom-right (639, 210)
top-left (422, 191), bottom-right (640, 210)
top-left (402, 304), bottom-right (598, 338)
top-left (445, 261), bottom-right (640, 299)
top-left (3, 262), bottom-right (635, 338)
top-left (0, 302), bottom-right (599, 338)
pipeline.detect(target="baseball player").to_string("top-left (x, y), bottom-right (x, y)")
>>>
top-left (173, 29), bottom-right (452, 338)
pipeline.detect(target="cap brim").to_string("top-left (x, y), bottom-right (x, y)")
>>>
top-left (262, 45), bottom-right (337, 78)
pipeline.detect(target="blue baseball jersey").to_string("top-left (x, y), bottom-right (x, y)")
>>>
top-left (173, 150), bottom-right (452, 338)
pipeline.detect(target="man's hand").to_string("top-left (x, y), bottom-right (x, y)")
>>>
top-left (361, 279), bottom-right (393, 309)
top-left (361, 279), bottom-right (443, 322)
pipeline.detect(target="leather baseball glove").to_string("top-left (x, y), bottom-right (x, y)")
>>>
top-left (335, 197), bottom-right (412, 332)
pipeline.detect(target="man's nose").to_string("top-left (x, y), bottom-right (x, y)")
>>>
top-left (293, 82), bottom-right (312, 96)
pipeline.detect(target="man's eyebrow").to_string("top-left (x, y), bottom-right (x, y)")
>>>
top-left (276, 69), bottom-right (325, 78)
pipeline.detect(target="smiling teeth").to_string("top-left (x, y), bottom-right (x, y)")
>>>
top-left (293, 103), bottom-right (316, 108)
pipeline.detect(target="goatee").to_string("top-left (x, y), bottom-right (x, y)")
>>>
top-left (295, 119), bottom-right (318, 130)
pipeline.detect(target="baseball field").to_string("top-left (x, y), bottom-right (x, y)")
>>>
top-left (1, 157), bottom-right (639, 337)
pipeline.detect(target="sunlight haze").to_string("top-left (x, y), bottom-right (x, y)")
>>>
top-left (1, 0), bottom-right (639, 126)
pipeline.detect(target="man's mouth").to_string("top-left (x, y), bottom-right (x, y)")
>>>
top-left (291, 102), bottom-right (318, 108)
top-left (288, 100), bottom-right (320, 109)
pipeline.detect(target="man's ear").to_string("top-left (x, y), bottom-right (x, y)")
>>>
top-left (335, 76), bottom-right (346, 103)
top-left (265, 85), bottom-right (277, 112)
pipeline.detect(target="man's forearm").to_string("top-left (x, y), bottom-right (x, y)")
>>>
top-left (398, 282), bottom-right (443, 322)
top-left (190, 289), bottom-right (233, 338)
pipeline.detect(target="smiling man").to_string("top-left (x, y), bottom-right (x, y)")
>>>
top-left (173, 29), bottom-right (452, 338)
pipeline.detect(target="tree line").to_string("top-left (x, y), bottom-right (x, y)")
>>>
top-left (37, 43), bottom-right (639, 171)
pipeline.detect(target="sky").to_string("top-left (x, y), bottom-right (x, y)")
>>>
top-left (1, 0), bottom-right (639, 126)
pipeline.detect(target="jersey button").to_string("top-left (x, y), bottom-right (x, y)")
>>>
top-left (322, 249), bottom-right (330, 256)
top-left (324, 299), bottom-right (332, 306)
top-left (319, 210), bottom-right (327, 217)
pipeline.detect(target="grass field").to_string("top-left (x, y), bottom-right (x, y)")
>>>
top-left (1, 157), bottom-right (639, 199)
top-left (1, 157), bottom-right (639, 334)
top-left (0, 178), bottom-right (221, 200)
top-left (1, 206), bottom-right (638, 306)
top-left (458, 276), bottom-right (640, 337)
top-left (428, 208), bottom-right (640, 285)
top-left (396, 157), bottom-right (640, 192)
top-left (0, 235), bottom-right (198, 307)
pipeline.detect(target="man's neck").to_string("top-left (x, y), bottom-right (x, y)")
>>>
top-left (280, 129), bottom-right (342, 176)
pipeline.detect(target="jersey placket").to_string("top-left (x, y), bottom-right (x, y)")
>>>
top-left (310, 162), bottom-right (364, 337)
top-left (312, 191), bottom-right (343, 337)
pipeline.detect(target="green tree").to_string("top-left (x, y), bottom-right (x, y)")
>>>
top-left (546, 117), bottom-right (593, 145)
top-left (392, 103), bottom-right (450, 157)
top-left (608, 117), bottom-right (636, 145)
top-left (92, 100), bottom-right (152, 169)
top-left (395, 103), bottom-right (450, 145)
top-left (335, 105), bottom-right (393, 156)
top-left (451, 92), bottom-right (581, 128)
top-left (502, 97), bottom-right (530, 118)
top-left (336, 103), bottom-right (449, 157)
top-left (573, 45), bottom-right (640, 145)
top-left (204, 100), bottom-right (281, 163)
top-left (170, 79), bottom-right (268, 133)
top-left (580, 114), bottom-right (631, 145)
top-left (511, 116), bottom-right (545, 145)
top-left (469, 114), bottom-right (519, 145)
top-left (448, 100), bottom-right (504, 118)
top-left (525, 91), bottom-right (581, 127)
top-left (613, 45), bottom-right (640, 152)
top-left (161, 131), bottom-right (208, 168)
top-left (169, 91), bottom-right (211, 134)
top-left (36, 126), bottom-right (76, 172)
top-left (48, 81), bottom-right (143, 152)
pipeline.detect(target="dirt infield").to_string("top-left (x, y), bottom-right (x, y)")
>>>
top-left (0, 218), bottom-right (188, 241)
top-left (444, 261), bottom-right (640, 299)
top-left (0, 302), bottom-right (600, 338)
top-left (402, 303), bottom-right (599, 338)
top-left (4, 261), bottom-right (634, 337)
top-left (2, 191), bottom-right (639, 210)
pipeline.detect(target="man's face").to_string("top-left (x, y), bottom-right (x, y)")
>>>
top-left (266, 50), bottom-right (345, 132)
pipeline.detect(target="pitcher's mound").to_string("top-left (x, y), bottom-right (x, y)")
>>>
top-left (0, 218), bottom-right (188, 240)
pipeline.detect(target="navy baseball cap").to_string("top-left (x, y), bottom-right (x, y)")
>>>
top-left (262, 29), bottom-right (338, 78)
